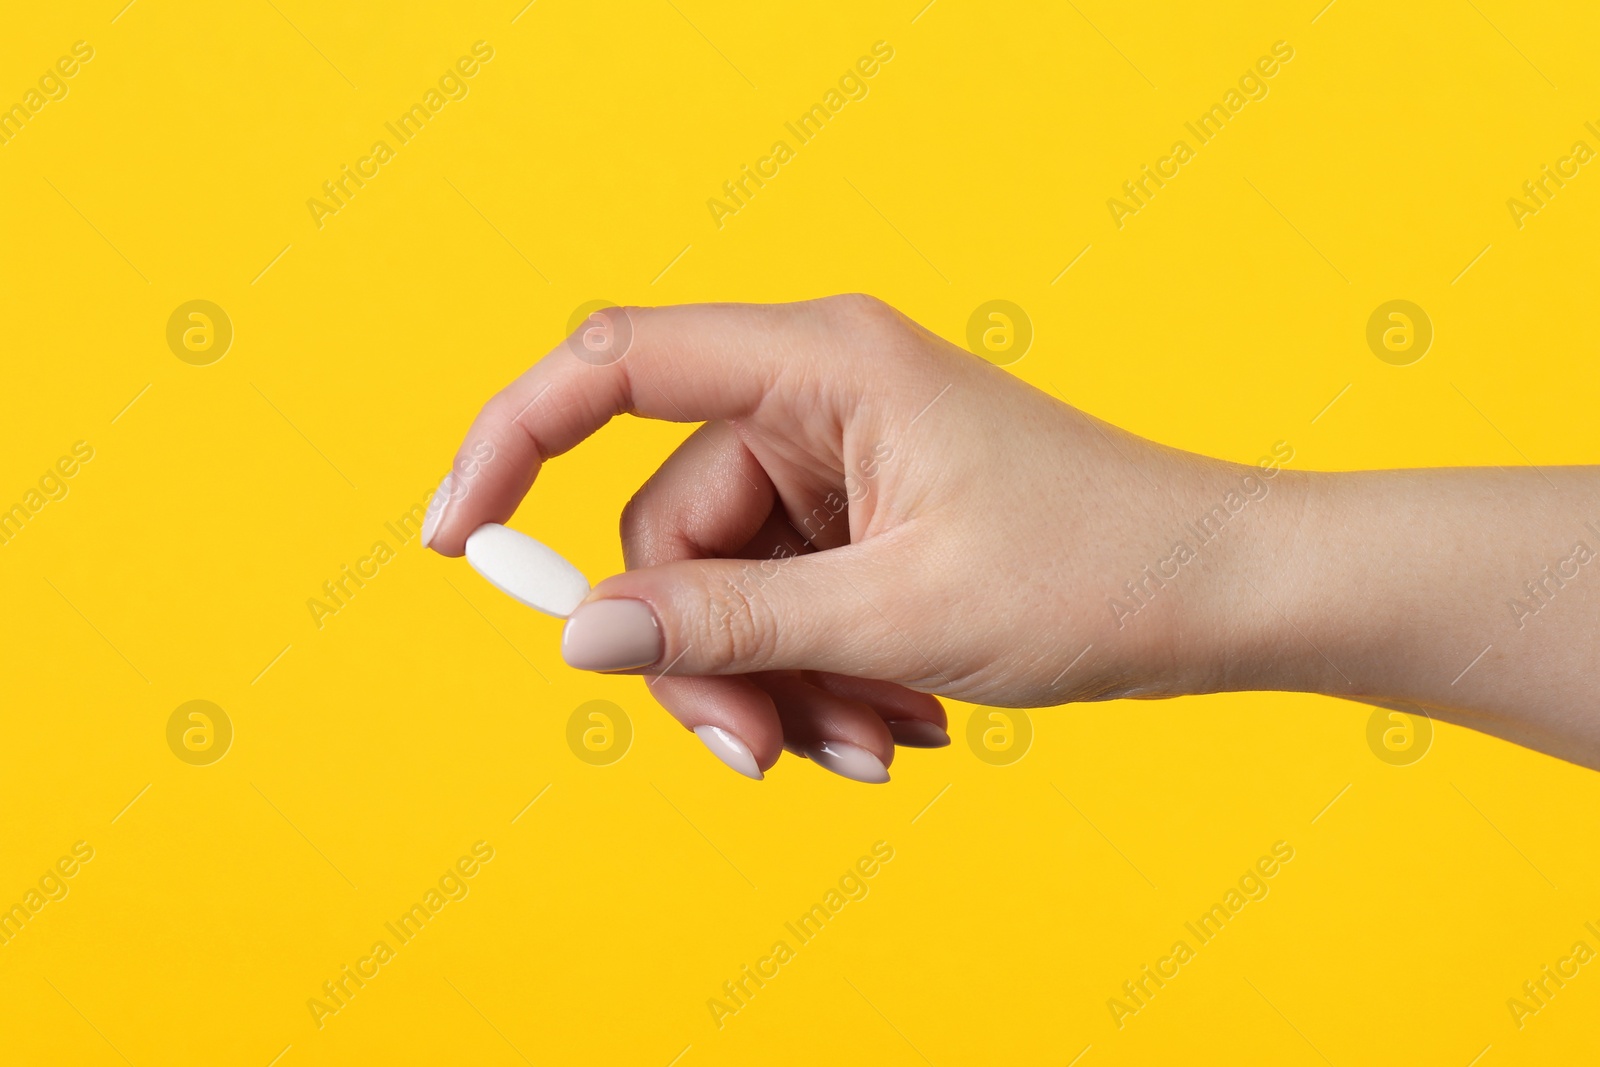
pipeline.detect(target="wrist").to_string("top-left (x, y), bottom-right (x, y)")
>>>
top-left (1174, 461), bottom-right (1333, 699)
top-left (1215, 467), bottom-right (1437, 705)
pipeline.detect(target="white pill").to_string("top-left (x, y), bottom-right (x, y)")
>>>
top-left (464, 523), bottom-right (590, 618)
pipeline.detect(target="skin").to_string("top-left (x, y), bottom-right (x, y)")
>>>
top-left (426, 295), bottom-right (1600, 776)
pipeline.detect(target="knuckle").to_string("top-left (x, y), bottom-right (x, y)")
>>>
top-left (617, 491), bottom-right (668, 568)
top-left (821, 292), bottom-right (898, 328)
top-left (816, 293), bottom-right (922, 371)
top-left (700, 575), bottom-right (778, 671)
top-left (617, 493), bottom-right (646, 565)
top-left (473, 389), bottom-right (524, 447)
top-left (480, 381), bottom-right (524, 423)
top-left (618, 490), bottom-right (648, 544)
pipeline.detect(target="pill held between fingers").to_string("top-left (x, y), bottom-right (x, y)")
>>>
top-left (464, 523), bottom-right (590, 618)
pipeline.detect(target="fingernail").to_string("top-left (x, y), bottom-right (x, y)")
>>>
top-left (886, 720), bottom-right (950, 748)
top-left (421, 472), bottom-right (455, 548)
top-left (562, 598), bottom-right (662, 671)
top-left (694, 725), bottom-right (763, 780)
top-left (805, 741), bottom-right (890, 784)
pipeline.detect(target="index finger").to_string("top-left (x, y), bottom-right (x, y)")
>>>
top-left (422, 299), bottom-right (847, 556)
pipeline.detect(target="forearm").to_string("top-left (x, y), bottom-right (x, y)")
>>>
top-left (1231, 466), bottom-right (1600, 767)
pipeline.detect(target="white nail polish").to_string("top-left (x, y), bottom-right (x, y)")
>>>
top-left (695, 725), bottom-right (763, 780)
top-left (464, 523), bottom-right (590, 617)
top-left (421, 472), bottom-right (455, 548)
top-left (806, 741), bottom-right (890, 784)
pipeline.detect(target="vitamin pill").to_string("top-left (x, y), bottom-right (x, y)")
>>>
top-left (464, 523), bottom-right (590, 618)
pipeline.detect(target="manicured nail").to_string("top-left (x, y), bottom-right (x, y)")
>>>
top-left (805, 741), bottom-right (889, 784)
top-left (562, 598), bottom-right (662, 672)
top-left (886, 720), bottom-right (950, 748)
top-left (694, 725), bottom-right (762, 780)
top-left (421, 472), bottom-right (455, 548)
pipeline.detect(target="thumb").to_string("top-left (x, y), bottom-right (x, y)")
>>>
top-left (560, 545), bottom-right (906, 679)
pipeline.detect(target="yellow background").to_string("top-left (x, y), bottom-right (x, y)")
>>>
top-left (3, 0), bottom-right (1599, 1063)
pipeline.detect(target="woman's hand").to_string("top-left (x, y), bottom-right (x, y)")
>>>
top-left (424, 294), bottom-right (1600, 778)
top-left (421, 295), bottom-right (1285, 781)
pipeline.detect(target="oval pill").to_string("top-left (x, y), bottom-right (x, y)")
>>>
top-left (464, 523), bottom-right (590, 618)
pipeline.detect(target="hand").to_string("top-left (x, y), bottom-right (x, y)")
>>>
top-left (422, 295), bottom-right (1279, 781)
top-left (425, 294), bottom-right (1600, 777)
